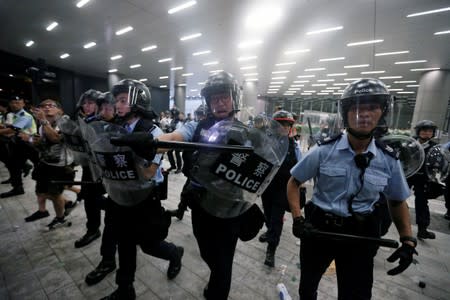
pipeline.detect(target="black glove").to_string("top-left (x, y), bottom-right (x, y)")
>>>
top-left (386, 243), bottom-right (418, 275)
top-left (110, 132), bottom-right (157, 161)
top-left (292, 216), bottom-right (313, 238)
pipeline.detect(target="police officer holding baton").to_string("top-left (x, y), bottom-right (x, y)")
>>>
top-left (287, 78), bottom-right (417, 299)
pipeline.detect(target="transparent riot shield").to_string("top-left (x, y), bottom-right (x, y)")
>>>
top-left (303, 110), bottom-right (340, 149)
top-left (379, 134), bottom-right (425, 178)
top-left (57, 115), bottom-right (90, 166)
top-left (78, 116), bottom-right (103, 182)
top-left (425, 144), bottom-right (450, 183)
top-left (191, 117), bottom-right (288, 215)
top-left (81, 120), bottom-right (157, 206)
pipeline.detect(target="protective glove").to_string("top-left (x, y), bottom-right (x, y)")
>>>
top-left (292, 216), bottom-right (313, 239)
top-left (110, 132), bottom-right (157, 161)
top-left (386, 243), bottom-right (418, 275)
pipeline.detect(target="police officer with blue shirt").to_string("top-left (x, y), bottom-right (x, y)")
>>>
top-left (287, 78), bottom-right (417, 300)
top-left (101, 79), bottom-right (183, 300)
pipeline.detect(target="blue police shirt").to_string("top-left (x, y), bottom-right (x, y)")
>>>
top-left (127, 118), bottom-right (164, 184)
top-left (176, 120), bottom-right (199, 142)
top-left (290, 132), bottom-right (410, 217)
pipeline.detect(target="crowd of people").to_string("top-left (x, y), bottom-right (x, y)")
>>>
top-left (0, 74), bottom-right (449, 300)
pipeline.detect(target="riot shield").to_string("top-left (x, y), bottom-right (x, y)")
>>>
top-left (57, 115), bottom-right (89, 166)
top-left (78, 116), bottom-right (103, 182)
top-left (81, 120), bottom-right (157, 206)
top-left (425, 144), bottom-right (450, 183)
top-left (191, 117), bottom-right (288, 214)
top-left (379, 134), bottom-right (425, 178)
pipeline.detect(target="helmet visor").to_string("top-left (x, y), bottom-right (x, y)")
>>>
top-left (205, 89), bottom-right (235, 119)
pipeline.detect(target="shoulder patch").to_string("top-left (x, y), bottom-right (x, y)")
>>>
top-left (375, 139), bottom-right (399, 159)
top-left (317, 133), bottom-right (343, 146)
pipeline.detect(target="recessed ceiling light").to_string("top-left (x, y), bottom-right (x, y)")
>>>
top-left (270, 81), bottom-right (284, 84)
top-left (361, 70), bottom-right (385, 74)
top-left (333, 92), bottom-right (343, 95)
top-left (275, 62), bottom-right (296, 66)
top-left (168, 1), bottom-right (197, 14)
top-left (318, 79), bottom-right (335, 82)
top-left (272, 76), bottom-right (286, 80)
top-left (141, 45), bottom-right (157, 52)
top-left (410, 67), bottom-right (440, 72)
top-left (244, 73), bottom-right (258, 76)
top-left (180, 33), bottom-right (202, 41)
top-left (178, 84), bottom-right (187, 86)
top-left (312, 84), bottom-right (326, 87)
top-left (76, 0), bottom-right (91, 8)
top-left (240, 65), bottom-right (257, 70)
top-left (395, 60), bottom-right (427, 64)
top-left (379, 76), bottom-right (403, 79)
top-left (83, 42), bottom-right (96, 49)
top-left (344, 64), bottom-right (370, 68)
top-left (182, 73), bottom-right (194, 77)
top-left (272, 70), bottom-right (290, 74)
top-left (294, 80), bottom-right (309, 83)
top-left (203, 61), bottom-right (219, 66)
top-left (327, 73), bottom-right (347, 76)
top-left (388, 89), bottom-right (404, 91)
top-left (333, 83), bottom-right (348, 86)
top-left (344, 78), bottom-right (362, 81)
top-left (238, 56), bottom-right (257, 61)
top-left (46, 21), bottom-right (58, 31)
top-left (397, 91), bottom-right (415, 94)
top-left (160, 85), bottom-right (168, 88)
top-left (130, 64), bottom-right (141, 69)
top-left (305, 68), bottom-right (325, 72)
top-left (319, 57), bottom-right (345, 62)
top-left (288, 88), bottom-right (301, 91)
top-left (303, 90), bottom-right (316, 93)
top-left (139, 78), bottom-right (148, 82)
top-left (347, 39), bottom-right (384, 47)
top-left (193, 50), bottom-right (211, 56)
top-left (158, 58), bottom-right (172, 63)
top-left (394, 80), bottom-right (416, 83)
top-left (108, 69), bottom-right (118, 73)
top-left (291, 84), bottom-right (304, 87)
top-left (238, 40), bottom-right (263, 49)
top-left (9, 74), bottom-right (14, 77)
top-left (406, 85), bottom-right (420, 87)
top-left (406, 7), bottom-right (450, 17)
top-left (110, 55), bottom-right (122, 60)
top-left (171, 67), bottom-right (184, 71)
top-left (245, 78), bottom-right (258, 82)
top-left (267, 91), bottom-right (278, 94)
top-left (317, 93), bottom-right (330, 95)
top-left (25, 40), bottom-right (34, 47)
top-left (434, 30), bottom-right (450, 35)
top-left (60, 53), bottom-right (70, 59)
top-left (198, 82), bottom-right (205, 85)
top-left (301, 93), bottom-right (312, 95)
top-left (116, 26), bottom-right (133, 36)
top-left (269, 85), bottom-right (281, 88)
top-left (375, 51), bottom-right (409, 56)
top-left (190, 89), bottom-right (198, 92)
top-left (306, 26), bottom-right (343, 35)
top-left (159, 76), bottom-right (169, 79)
top-left (326, 87), bottom-right (340, 89)
top-left (297, 75), bottom-right (315, 78)
top-left (284, 49), bottom-right (310, 55)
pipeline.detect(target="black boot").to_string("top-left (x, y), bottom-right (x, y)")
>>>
top-left (74, 229), bottom-right (101, 248)
top-left (85, 259), bottom-right (116, 286)
top-left (417, 227), bottom-right (436, 239)
top-left (258, 231), bottom-right (268, 243)
top-left (264, 244), bottom-right (276, 267)
top-left (0, 187), bottom-right (25, 198)
top-left (167, 246), bottom-right (184, 279)
top-left (100, 285), bottom-right (135, 300)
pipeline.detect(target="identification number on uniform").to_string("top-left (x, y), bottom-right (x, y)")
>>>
top-left (211, 152), bottom-right (273, 193)
top-left (94, 151), bottom-right (138, 181)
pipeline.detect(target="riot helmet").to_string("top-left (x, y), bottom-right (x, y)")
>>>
top-left (414, 120), bottom-right (437, 139)
top-left (77, 89), bottom-right (101, 116)
top-left (200, 71), bottom-right (241, 119)
top-left (97, 92), bottom-right (115, 122)
top-left (339, 78), bottom-right (392, 140)
top-left (111, 79), bottom-right (154, 120)
top-left (272, 110), bottom-right (295, 126)
top-left (194, 103), bottom-right (208, 121)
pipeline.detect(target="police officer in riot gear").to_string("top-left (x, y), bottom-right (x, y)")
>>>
top-left (259, 110), bottom-right (302, 267)
top-left (101, 79), bottom-right (183, 300)
top-left (287, 78), bottom-right (416, 299)
top-left (408, 120), bottom-right (439, 239)
top-left (111, 72), bottom-right (266, 300)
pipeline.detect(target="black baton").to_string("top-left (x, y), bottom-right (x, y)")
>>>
top-left (50, 181), bottom-right (100, 185)
top-left (310, 229), bottom-right (399, 248)
top-left (153, 140), bottom-right (254, 153)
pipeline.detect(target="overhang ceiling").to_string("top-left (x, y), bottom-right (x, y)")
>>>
top-left (0, 0), bottom-right (449, 101)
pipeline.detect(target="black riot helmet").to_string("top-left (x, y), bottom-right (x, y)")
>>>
top-left (96, 91), bottom-right (114, 107)
top-left (414, 120), bottom-right (437, 137)
top-left (339, 78), bottom-right (392, 139)
top-left (76, 89), bottom-right (101, 115)
top-left (111, 79), bottom-right (155, 120)
top-left (272, 110), bottom-right (295, 126)
top-left (194, 103), bottom-right (208, 121)
top-left (200, 71), bottom-right (241, 115)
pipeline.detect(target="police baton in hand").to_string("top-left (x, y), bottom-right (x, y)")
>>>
top-left (308, 229), bottom-right (399, 249)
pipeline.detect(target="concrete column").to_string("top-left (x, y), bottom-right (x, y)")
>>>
top-left (242, 80), bottom-right (259, 117)
top-left (108, 73), bottom-right (121, 89)
top-left (174, 85), bottom-right (186, 113)
top-left (411, 70), bottom-right (450, 131)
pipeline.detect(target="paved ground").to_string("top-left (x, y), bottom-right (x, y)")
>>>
top-left (0, 161), bottom-right (449, 300)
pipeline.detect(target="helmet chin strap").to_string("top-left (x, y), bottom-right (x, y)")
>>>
top-left (347, 127), bottom-right (374, 140)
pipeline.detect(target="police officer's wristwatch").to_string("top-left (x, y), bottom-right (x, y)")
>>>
top-left (400, 236), bottom-right (417, 247)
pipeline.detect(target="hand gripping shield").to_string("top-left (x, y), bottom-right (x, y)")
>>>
top-left (190, 117), bottom-right (288, 209)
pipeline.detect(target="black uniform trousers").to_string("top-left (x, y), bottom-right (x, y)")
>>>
top-left (100, 197), bottom-right (118, 262)
top-left (167, 149), bottom-right (182, 170)
top-left (110, 197), bottom-right (175, 286)
top-left (261, 185), bottom-right (286, 247)
top-left (191, 203), bottom-right (241, 300)
top-left (299, 205), bottom-right (380, 300)
top-left (408, 174), bottom-right (431, 228)
top-left (5, 138), bottom-right (38, 189)
top-left (80, 166), bottom-right (105, 233)
top-left (444, 176), bottom-right (450, 213)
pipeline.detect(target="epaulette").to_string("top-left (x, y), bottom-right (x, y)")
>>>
top-left (317, 133), bottom-right (343, 146)
top-left (375, 139), bottom-right (399, 160)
